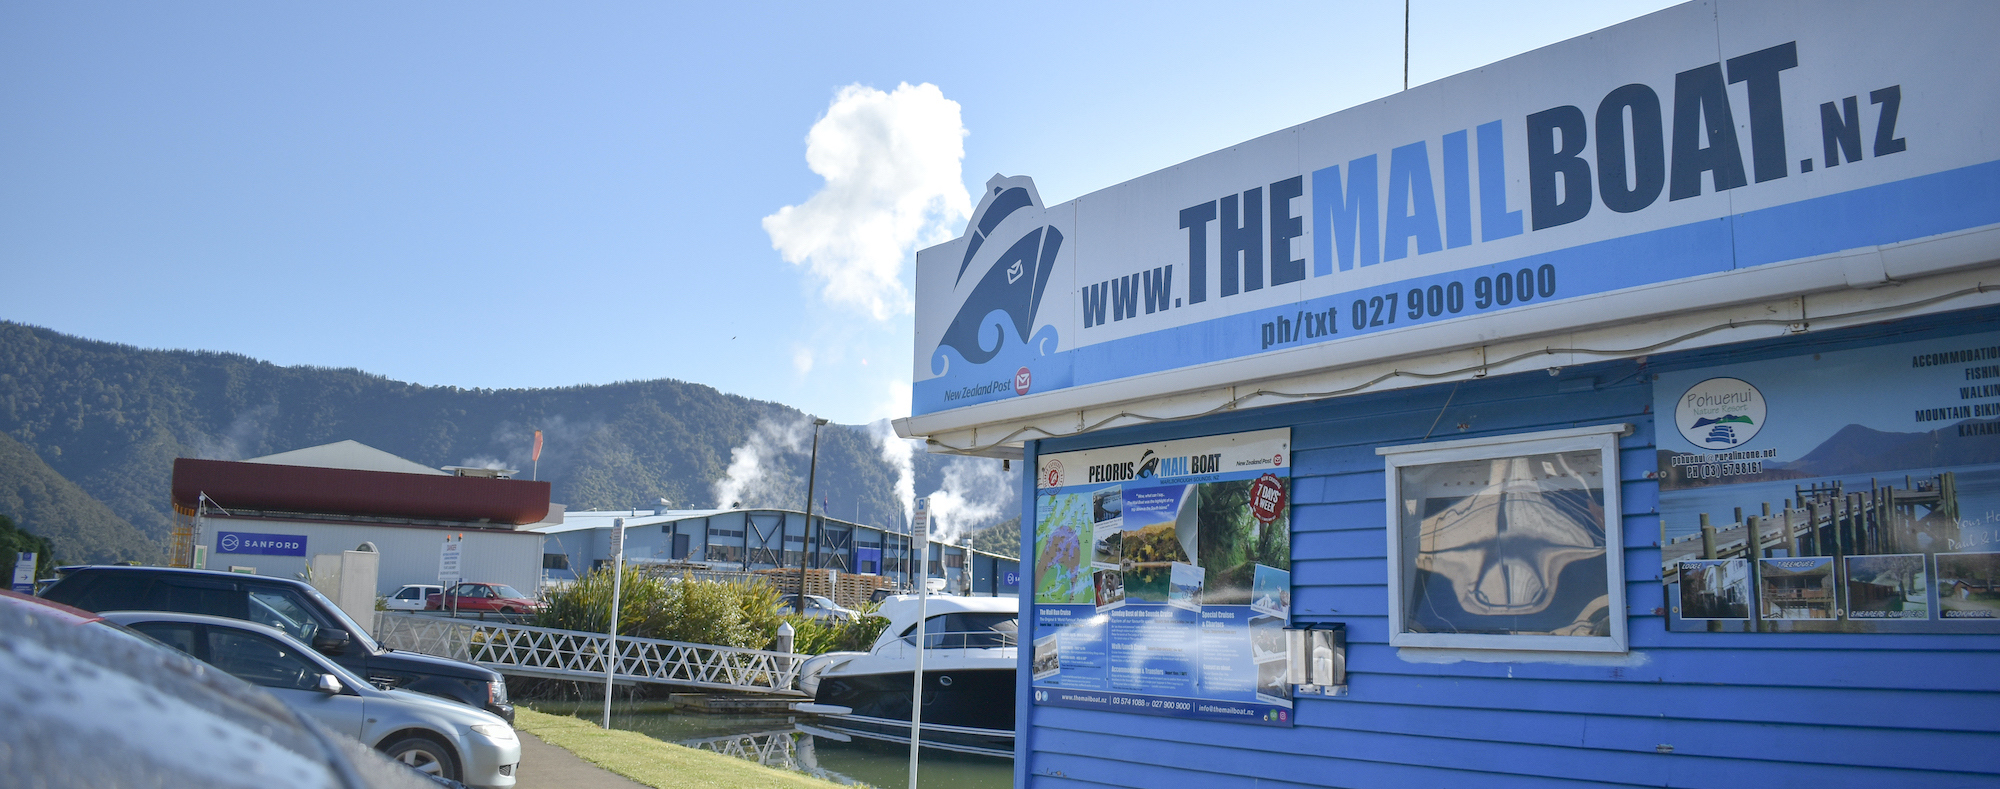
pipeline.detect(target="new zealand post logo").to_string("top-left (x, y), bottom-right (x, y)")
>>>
top-left (930, 175), bottom-right (1063, 382)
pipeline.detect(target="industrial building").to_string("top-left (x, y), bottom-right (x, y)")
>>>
top-left (169, 440), bottom-right (556, 598)
top-left (536, 508), bottom-right (1022, 598)
top-left (168, 441), bottom-right (1023, 609)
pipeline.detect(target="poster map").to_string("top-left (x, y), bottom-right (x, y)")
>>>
top-left (1031, 428), bottom-right (1295, 725)
top-left (1658, 331), bottom-right (2000, 633)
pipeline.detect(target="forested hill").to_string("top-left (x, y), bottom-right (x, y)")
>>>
top-left (0, 321), bottom-right (1016, 563)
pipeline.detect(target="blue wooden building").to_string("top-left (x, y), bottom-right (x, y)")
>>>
top-left (897, 1), bottom-right (2000, 785)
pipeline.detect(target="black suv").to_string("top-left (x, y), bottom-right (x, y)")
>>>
top-left (42, 565), bottom-right (513, 723)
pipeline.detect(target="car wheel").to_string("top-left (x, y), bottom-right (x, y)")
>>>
top-left (382, 735), bottom-right (459, 782)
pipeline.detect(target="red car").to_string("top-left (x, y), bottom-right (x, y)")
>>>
top-left (426, 582), bottom-right (544, 614)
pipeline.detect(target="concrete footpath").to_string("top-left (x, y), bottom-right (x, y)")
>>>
top-left (514, 730), bottom-right (650, 789)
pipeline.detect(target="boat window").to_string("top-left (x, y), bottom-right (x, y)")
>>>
top-left (899, 612), bottom-right (1019, 648)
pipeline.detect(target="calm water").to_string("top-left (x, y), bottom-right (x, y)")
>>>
top-left (530, 702), bottom-right (1013, 789)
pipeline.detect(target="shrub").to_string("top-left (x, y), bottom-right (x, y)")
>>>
top-left (536, 565), bottom-right (804, 651)
top-left (780, 601), bottom-right (890, 655)
top-left (534, 565), bottom-right (893, 655)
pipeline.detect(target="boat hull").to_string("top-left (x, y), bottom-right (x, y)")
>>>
top-left (813, 666), bottom-right (1015, 732)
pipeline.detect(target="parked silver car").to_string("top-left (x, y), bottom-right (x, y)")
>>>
top-left (0, 589), bottom-right (445, 789)
top-left (104, 611), bottom-right (520, 789)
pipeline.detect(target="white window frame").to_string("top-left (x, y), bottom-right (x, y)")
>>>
top-left (1378, 423), bottom-right (1630, 653)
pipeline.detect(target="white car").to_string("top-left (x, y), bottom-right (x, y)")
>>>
top-left (105, 610), bottom-right (521, 788)
top-left (384, 584), bottom-right (443, 612)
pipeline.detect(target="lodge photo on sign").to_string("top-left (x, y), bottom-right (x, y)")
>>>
top-left (1938, 552), bottom-right (2000, 618)
top-left (1760, 558), bottom-right (1836, 620)
top-left (1678, 559), bottom-right (1751, 620)
top-left (1846, 553), bottom-right (1929, 619)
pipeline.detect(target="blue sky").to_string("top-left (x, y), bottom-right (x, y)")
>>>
top-left (0, 1), bottom-right (1678, 425)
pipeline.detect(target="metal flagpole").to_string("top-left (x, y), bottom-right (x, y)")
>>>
top-left (907, 496), bottom-right (932, 789)
top-left (602, 517), bottom-right (626, 729)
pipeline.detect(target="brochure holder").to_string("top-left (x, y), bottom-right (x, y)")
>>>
top-left (1286, 623), bottom-right (1348, 697)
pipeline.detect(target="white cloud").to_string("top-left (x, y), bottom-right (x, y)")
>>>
top-left (763, 82), bottom-right (971, 322)
top-left (792, 346), bottom-right (815, 377)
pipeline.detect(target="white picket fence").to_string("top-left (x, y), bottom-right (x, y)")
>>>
top-left (373, 612), bottom-right (805, 696)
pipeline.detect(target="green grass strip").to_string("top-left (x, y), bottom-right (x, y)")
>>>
top-left (514, 707), bottom-right (844, 789)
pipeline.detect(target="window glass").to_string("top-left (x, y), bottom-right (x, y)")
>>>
top-left (1382, 424), bottom-right (1628, 652)
top-left (489, 585), bottom-right (527, 599)
top-left (158, 580), bottom-right (247, 619)
top-left (62, 573), bottom-right (156, 612)
top-left (394, 587), bottom-right (420, 600)
top-left (247, 588), bottom-right (322, 643)
top-left (904, 612), bottom-right (1018, 648)
top-left (298, 586), bottom-right (379, 653)
top-left (129, 621), bottom-right (200, 657)
top-left (1399, 450), bottom-right (1607, 636)
top-left (207, 629), bottom-right (322, 691)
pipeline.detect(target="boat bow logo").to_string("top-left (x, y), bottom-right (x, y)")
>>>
top-left (930, 175), bottom-right (1063, 377)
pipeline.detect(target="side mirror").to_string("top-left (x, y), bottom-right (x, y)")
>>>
top-left (316, 673), bottom-right (345, 695)
top-left (311, 628), bottom-right (351, 655)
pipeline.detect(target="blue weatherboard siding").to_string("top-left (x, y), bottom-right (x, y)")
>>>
top-left (1016, 308), bottom-right (2000, 787)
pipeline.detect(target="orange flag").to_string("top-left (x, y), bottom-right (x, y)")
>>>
top-left (532, 430), bottom-right (544, 462)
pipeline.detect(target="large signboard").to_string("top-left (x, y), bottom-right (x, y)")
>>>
top-left (1657, 331), bottom-right (2000, 632)
top-left (912, 1), bottom-right (2000, 425)
top-left (1032, 428), bottom-right (1295, 725)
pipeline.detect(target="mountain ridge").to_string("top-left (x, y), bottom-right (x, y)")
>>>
top-left (0, 320), bottom-right (1018, 561)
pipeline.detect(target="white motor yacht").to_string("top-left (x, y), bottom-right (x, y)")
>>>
top-left (796, 593), bottom-right (1018, 755)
